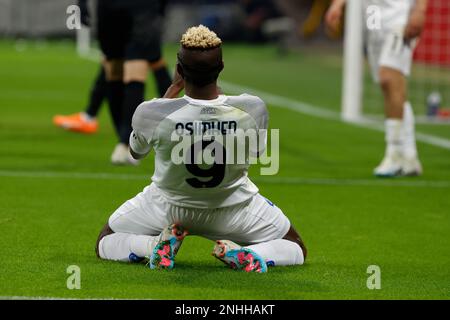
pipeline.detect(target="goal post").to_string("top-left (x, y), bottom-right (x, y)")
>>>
top-left (341, 0), bottom-right (363, 122)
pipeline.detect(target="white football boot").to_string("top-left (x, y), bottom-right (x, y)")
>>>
top-left (402, 157), bottom-right (423, 176)
top-left (374, 153), bottom-right (403, 177)
top-left (111, 143), bottom-right (140, 166)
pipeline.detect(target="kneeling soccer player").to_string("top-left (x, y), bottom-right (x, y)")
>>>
top-left (95, 26), bottom-right (307, 273)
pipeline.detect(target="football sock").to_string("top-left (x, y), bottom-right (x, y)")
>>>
top-left (403, 101), bottom-right (418, 159)
top-left (385, 118), bottom-right (404, 158)
top-left (106, 80), bottom-right (125, 138)
top-left (119, 81), bottom-right (145, 144)
top-left (98, 233), bottom-right (158, 262)
top-left (152, 66), bottom-right (172, 97)
top-left (85, 67), bottom-right (107, 118)
top-left (245, 239), bottom-right (304, 266)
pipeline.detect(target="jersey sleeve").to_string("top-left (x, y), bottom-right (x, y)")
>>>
top-left (240, 94), bottom-right (268, 157)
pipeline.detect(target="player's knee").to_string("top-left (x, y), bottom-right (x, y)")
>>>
top-left (95, 223), bottom-right (114, 258)
top-left (379, 72), bottom-right (396, 94)
top-left (379, 68), bottom-right (405, 95)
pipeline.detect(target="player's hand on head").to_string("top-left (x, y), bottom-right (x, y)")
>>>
top-left (404, 8), bottom-right (426, 41)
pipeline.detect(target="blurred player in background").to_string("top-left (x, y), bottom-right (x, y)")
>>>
top-left (326, 0), bottom-right (427, 177)
top-left (53, 1), bottom-right (105, 134)
top-left (54, 0), bottom-right (172, 141)
top-left (95, 25), bottom-right (307, 273)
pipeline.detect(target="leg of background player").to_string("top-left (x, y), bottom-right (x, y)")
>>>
top-left (380, 67), bottom-right (406, 120)
top-left (149, 58), bottom-right (172, 97)
top-left (95, 224), bottom-right (158, 262)
top-left (120, 59), bottom-right (148, 145)
top-left (403, 101), bottom-right (419, 160)
top-left (245, 226), bottom-right (307, 266)
top-left (374, 67), bottom-right (406, 177)
top-left (402, 101), bottom-right (422, 175)
top-left (108, 59), bottom-right (146, 165)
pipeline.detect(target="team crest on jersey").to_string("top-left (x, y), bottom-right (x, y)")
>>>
top-left (200, 107), bottom-right (216, 115)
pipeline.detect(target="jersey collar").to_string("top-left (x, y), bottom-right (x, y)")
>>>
top-left (183, 94), bottom-right (227, 106)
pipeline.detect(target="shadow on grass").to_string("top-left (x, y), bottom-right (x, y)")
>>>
top-left (81, 258), bottom-right (328, 299)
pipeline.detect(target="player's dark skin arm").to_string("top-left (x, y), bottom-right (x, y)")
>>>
top-left (95, 224), bottom-right (114, 257)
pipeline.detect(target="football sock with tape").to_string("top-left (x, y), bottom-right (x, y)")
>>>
top-left (119, 81), bottom-right (145, 144)
top-left (106, 80), bottom-right (124, 138)
top-left (153, 66), bottom-right (172, 97)
top-left (403, 102), bottom-right (418, 159)
top-left (85, 67), bottom-right (107, 118)
top-left (245, 239), bottom-right (304, 266)
top-left (98, 233), bottom-right (158, 262)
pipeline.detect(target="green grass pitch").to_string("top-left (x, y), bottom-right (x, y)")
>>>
top-left (0, 40), bottom-right (449, 299)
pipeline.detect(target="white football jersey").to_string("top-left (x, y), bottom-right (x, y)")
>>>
top-left (130, 94), bottom-right (268, 209)
top-left (364, 0), bottom-right (414, 30)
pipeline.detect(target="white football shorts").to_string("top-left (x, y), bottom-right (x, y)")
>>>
top-left (107, 183), bottom-right (291, 245)
top-left (366, 28), bottom-right (415, 83)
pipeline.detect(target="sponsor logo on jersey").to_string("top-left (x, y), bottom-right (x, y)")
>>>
top-left (200, 106), bottom-right (217, 115)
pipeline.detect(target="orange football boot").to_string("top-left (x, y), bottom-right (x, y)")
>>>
top-left (53, 112), bottom-right (98, 134)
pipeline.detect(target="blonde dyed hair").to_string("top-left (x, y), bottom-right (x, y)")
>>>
top-left (180, 25), bottom-right (222, 49)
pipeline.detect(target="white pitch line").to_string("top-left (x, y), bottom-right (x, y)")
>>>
top-left (1, 170), bottom-right (449, 188)
top-left (220, 81), bottom-right (340, 121)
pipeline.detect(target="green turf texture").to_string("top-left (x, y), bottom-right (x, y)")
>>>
top-left (0, 40), bottom-right (449, 299)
